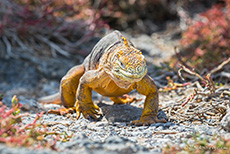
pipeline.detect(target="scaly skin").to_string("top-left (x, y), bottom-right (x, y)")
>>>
top-left (38, 31), bottom-right (166, 125)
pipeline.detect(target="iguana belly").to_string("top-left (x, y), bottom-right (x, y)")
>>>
top-left (92, 78), bottom-right (134, 97)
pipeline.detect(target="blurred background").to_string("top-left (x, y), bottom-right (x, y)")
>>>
top-left (0, 0), bottom-right (229, 103)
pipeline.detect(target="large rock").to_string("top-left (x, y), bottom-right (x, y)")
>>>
top-left (221, 109), bottom-right (230, 132)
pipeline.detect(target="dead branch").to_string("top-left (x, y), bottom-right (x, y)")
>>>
top-left (0, 0), bottom-right (103, 59)
top-left (36, 35), bottom-right (70, 57)
top-left (2, 35), bottom-right (13, 57)
top-left (178, 64), bottom-right (206, 83)
top-left (209, 57), bottom-right (230, 75)
top-left (162, 57), bottom-right (230, 126)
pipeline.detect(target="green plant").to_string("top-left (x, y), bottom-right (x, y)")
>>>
top-left (0, 95), bottom-right (72, 149)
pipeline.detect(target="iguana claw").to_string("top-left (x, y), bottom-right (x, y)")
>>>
top-left (75, 100), bottom-right (101, 120)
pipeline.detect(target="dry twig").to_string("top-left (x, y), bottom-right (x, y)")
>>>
top-left (162, 58), bottom-right (230, 125)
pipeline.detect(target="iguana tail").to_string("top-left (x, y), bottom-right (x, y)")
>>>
top-left (37, 93), bottom-right (62, 105)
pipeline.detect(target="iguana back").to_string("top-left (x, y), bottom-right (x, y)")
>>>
top-left (84, 30), bottom-right (133, 70)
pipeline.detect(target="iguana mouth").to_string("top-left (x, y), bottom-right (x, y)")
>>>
top-left (111, 67), bottom-right (147, 89)
top-left (113, 65), bottom-right (147, 82)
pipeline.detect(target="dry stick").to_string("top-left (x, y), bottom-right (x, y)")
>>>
top-left (220, 72), bottom-right (230, 78)
top-left (2, 35), bottom-right (13, 56)
top-left (183, 101), bottom-right (225, 121)
top-left (166, 50), bottom-right (229, 125)
top-left (161, 102), bottom-right (182, 110)
top-left (187, 102), bottom-right (210, 112)
top-left (178, 63), bottom-right (217, 107)
top-left (209, 57), bottom-right (230, 75)
top-left (166, 76), bottom-right (227, 123)
top-left (165, 96), bottom-right (228, 125)
top-left (12, 34), bottom-right (35, 53)
top-left (221, 90), bottom-right (230, 97)
top-left (153, 130), bottom-right (178, 135)
top-left (0, 0), bottom-right (93, 58)
top-left (174, 46), bottom-right (191, 69)
top-left (36, 35), bottom-right (70, 57)
top-left (178, 64), bottom-right (207, 84)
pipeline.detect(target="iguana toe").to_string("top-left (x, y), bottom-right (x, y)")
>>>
top-left (47, 107), bottom-right (76, 115)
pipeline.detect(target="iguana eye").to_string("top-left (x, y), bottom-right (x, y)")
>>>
top-left (118, 60), bottom-right (125, 68)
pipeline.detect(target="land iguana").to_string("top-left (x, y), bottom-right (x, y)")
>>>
top-left (38, 30), bottom-right (166, 126)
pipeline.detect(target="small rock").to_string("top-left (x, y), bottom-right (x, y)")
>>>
top-left (103, 136), bottom-right (149, 153)
top-left (221, 110), bottom-right (230, 132)
top-left (20, 99), bottom-right (43, 112)
top-left (163, 122), bottom-right (175, 128)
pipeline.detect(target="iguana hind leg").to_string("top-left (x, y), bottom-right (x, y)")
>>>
top-left (60, 64), bottom-right (85, 107)
top-left (110, 94), bottom-right (142, 105)
top-left (47, 64), bottom-right (85, 115)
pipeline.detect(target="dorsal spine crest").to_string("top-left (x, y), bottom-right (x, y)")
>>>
top-left (122, 37), bottom-right (129, 47)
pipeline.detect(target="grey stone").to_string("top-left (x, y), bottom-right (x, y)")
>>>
top-left (20, 99), bottom-right (43, 112)
top-left (100, 104), bottom-right (142, 122)
top-left (221, 110), bottom-right (230, 132)
top-left (163, 122), bottom-right (175, 128)
top-left (100, 103), bottom-right (168, 123)
top-left (103, 136), bottom-right (149, 153)
top-left (157, 109), bottom-right (168, 121)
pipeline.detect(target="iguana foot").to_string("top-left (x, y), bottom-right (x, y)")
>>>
top-left (75, 100), bottom-right (101, 120)
top-left (110, 94), bottom-right (142, 105)
top-left (47, 107), bottom-right (75, 115)
top-left (131, 116), bottom-right (167, 126)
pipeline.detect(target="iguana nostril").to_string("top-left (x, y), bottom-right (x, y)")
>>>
top-left (136, 65), bottom-right (142, 73)
top-left (127, 67), bottom-right (134, 73)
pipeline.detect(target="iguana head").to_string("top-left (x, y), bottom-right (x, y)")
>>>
top-left (103, 37), bottom-right (147, 89)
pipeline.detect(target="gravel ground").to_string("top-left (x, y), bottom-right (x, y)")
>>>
top-left (1, 95), bottom-right (230, 154)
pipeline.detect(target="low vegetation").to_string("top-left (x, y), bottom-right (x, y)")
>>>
top-left (0, 95), bottom-right (71, 149)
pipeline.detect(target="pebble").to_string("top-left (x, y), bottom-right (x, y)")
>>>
top-left (1, 102), bottom-right (230, 154)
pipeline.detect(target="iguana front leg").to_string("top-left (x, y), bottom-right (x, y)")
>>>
top-left (75, 70), bottom-right (101, 120)
top-left (132, 75), bottom-right (167, 126)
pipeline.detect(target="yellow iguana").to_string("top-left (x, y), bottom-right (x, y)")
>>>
top-left (38, 31), bottom-right (166, 126)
